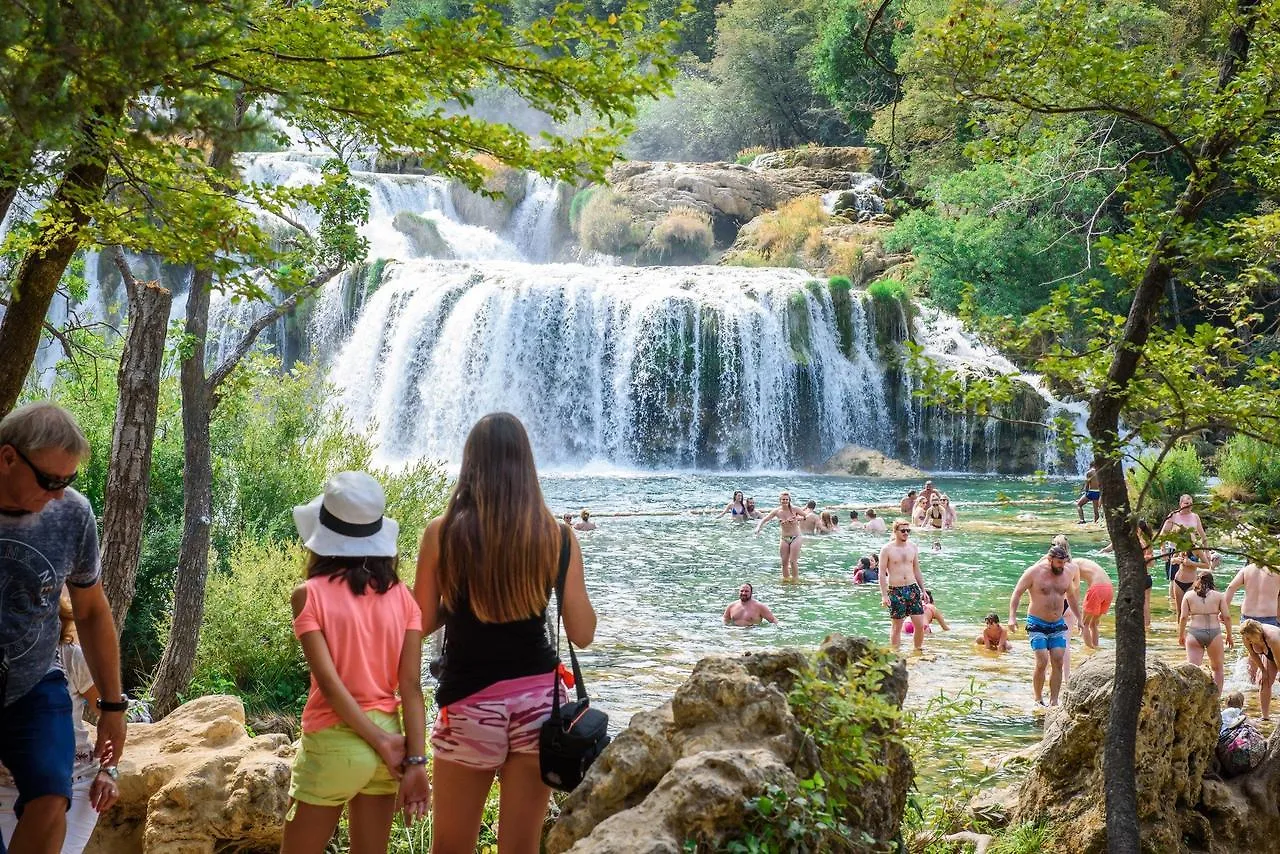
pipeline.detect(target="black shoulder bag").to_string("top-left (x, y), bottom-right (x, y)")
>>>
top-left (540, 524), bottom-right (611, 791)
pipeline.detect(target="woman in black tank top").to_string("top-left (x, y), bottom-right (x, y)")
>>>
top-left (413, 413), bottom-right (596, 854)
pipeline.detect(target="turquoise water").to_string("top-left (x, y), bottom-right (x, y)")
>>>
top-left (540, 474), bottom-right (1248, 774)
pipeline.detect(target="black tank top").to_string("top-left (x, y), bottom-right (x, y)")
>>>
top-left (434, 527), bottom-right (568, 707)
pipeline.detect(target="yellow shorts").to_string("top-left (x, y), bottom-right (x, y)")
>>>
top-left (288, 709), bottom-right (402, 808)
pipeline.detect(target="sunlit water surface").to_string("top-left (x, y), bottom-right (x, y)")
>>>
top-left (534, 474), bottom-right (1255, 785)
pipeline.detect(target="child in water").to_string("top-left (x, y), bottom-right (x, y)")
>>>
top-left (281, 472), bottom-right (429, 854)
top-left (905, 590), bottom-right (950, 634)
top-left (976, 613), bottom-right (1012, 651)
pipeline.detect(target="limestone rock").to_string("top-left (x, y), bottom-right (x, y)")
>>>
top-left (547, 634), bottom-right (910, 854)
top-left (1014, 655), bottom-right (1219, 853)
top-left (814, 445), bottom-right (926, 478)
top-left (88, 695), bottom-right (294, 854)
top-left (1190, 724), bottom-right (1280, 852)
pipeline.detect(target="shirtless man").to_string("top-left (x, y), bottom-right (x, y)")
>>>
top-left (879, 520), bottom-right (927, 651)
top-left (799, 500), bottom-right (821, 535)
top-left (1073, 555), bottom-right (1114, 649)
top-left (899, 490), bottom-right (917, 516)
top-left (562, 512), bottom-right (574, 526)
top-left (755, 491), bottom-right (809, 581)
top-left (864, 509), bottom-right (886, 533)
top-left (921, 480), bottom-right (939, 505)
top-left (847, 510), bottom-right (864, 529)
top-left (1224, 563), bottom-right (1280, 679)
top-left (723, 583), bottom-right (778, 626)
top-left (1009, 545), bottom-right (1084, 706)
top-left (574, 509), bottom-right (598, 531)
top-left (1076, 467), bottom-right (1101, 524)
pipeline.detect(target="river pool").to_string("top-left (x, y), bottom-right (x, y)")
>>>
top-left (536, 473), bottom-right (1251, 784)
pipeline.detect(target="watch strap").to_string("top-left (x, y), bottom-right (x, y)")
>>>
top-left (96, 697), bottom-right (129, 712)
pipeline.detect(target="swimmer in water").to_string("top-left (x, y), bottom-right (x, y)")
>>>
top-left (976, 613), bottom-right (1012, 651)
top-left (723, 582), bottom-right (778, 626)
top-left (716, 490), bottom-right (748, 521)
top-left (800, 501), bottom-right (820, 535)
top-left (574, 509), bottom-right (597, 532)
top-left (755, 491), bottom-right (809, 581)
top-left (904, 589), bottom-right (950, 635)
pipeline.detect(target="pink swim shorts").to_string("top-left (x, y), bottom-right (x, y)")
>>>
top-left (1084, 580), bottom-right (1114, 617)
top-left (431, 672), bottom-right (566, 770)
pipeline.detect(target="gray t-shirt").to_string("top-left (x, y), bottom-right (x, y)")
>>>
top-left (0, 488), bottom-right (100, 707)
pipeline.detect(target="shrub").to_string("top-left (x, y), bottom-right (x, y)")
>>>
top-left (1215, 433), bottom-right (1280, 503)
top-left (867, 278), bottom-right (908, 302)
top-left (1130, 444), bottom-right (1206, 525)
top-left (641, 206), bottom-right (714, 264)
top-left (577, 189), bottom-right (644, 255)
top-left (736, 145), bottom-right (769, 165)
top-left (749, 196), bottom-right (828, 266)
top-left (182, 539), bottom-right (309, 716)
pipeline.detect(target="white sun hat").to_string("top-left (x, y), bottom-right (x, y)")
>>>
top-left (293, 471), bottom-right (400, 558)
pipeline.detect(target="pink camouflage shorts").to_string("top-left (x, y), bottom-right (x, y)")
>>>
top-left (431, 672), bottom-right (568, 770)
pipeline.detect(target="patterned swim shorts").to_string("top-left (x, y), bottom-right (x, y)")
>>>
top-left (431, 672), bottom-right (566, 771)
top-left (1027, 615), bottom-right (1070, 651)
top-left (888, 583), bottom-right (924, 620)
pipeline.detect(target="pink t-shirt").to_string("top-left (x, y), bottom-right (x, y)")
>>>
top-left (293, 575), bottom-right (423, 733)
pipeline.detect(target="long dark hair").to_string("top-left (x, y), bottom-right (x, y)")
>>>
top-left (439, 412), bottom-right (558, 623)
top-left (306, 552), bottom-right (400, 595)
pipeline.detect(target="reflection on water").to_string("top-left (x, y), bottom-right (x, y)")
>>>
top-left (542, 474), bottom-right (1253, 773)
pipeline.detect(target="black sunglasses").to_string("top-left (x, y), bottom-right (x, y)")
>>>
top-left (10, 445), bottom-right (78, 491)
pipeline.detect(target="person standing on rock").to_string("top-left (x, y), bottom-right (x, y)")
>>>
top-left (282, 472), bottom-right (429, 854)
top-left (1241, 620), bottom-right (1280, 721)
top-left (755, 492), bottom-right (809, 581)
top-left (723, 583), bottom-right (778, 626)
top-left (0, 402), bottom-right (127, 854)
top-left (1008, 545), bottom-right (1083, 706)
top-left (879, 521), bottom-right (927, 651)
top-left (415, 413), bottom-right (596, 854)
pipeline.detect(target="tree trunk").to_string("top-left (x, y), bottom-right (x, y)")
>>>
top-left (149, 265), bottom-right (214, 719)
top-left (1093, 2), bottom-right (1258, 848)
top-left (99, 250), bottom-right (173, 630)
top-left (0, 111), bottom-right (116, 416)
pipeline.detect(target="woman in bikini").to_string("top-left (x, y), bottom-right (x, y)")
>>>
top-left (755, 491), bottom-right (809, 581)
top-left (716, 490), bottom-right (747, 521)
top-left (1178, 571), bottom-right (1232, 691)
top-left (1169, 549), bottom-right (1210, 627)
top-left (1241, 619), bottom-right (1280, 721)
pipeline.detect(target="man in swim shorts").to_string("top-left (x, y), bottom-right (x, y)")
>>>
top-left (1076, 467), bottom-right (1101, 524)
top-left (1009, 545), bottom-right (1083, 706)
top-left (879, 521), bottom-right (927, 651)
top-left (723, 583), bottom-right (778, 626)
top-left (1225, 563), bottom-right (1280, 678)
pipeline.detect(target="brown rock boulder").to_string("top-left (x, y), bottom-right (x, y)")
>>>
top-left (87, 695), bottom-right (294, 854)
top-left (1014, 654), bottom-right (1219, 853)
top-left (546, 634), bottom-right (910, 854)
top-left (814, 445), bottom-right (926, 478)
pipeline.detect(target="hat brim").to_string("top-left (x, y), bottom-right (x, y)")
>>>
top-left (293, 495), bottom-right (399, 558)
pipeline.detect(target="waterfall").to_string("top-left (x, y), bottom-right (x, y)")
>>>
top-left (506, 174), bottom-right (562, 262)
top-left (329, 262), bottom-right (902, 469)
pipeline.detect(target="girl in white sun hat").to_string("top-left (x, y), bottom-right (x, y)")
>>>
top-left (280, 471), bottom-right (429, 854)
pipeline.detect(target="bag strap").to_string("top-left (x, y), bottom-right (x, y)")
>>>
top-left (551, 523), bottom-right (588, 717)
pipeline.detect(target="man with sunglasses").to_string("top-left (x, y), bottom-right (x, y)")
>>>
top-left (0, 402), bottom-right (125, 854)
top-left (879, 521), bottom-right (928, 651)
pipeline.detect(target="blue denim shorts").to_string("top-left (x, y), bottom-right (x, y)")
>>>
top-left (0, 670), bottom-right (75, 844)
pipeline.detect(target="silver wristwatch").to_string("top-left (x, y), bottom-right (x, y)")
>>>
top-left (101, 766), bottom-right (119, 780)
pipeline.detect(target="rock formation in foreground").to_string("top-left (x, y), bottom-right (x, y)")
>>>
top-left (1005, 653), bottom-right (1280, 853)
top-left (547, 634), bottom-right (912, 853)
top-left (87, 695), bottom-right (294, 854)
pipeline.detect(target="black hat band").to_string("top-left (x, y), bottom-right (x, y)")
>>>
top-left (319, 503), bottom-right (384, 538)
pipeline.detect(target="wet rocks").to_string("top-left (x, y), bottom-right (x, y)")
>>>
top-left (87, 695), bottom-right (294, 854)
top-left (814, 444), bottom-right (926, 478)
top-left (546, 635), bottom-right (911, 854)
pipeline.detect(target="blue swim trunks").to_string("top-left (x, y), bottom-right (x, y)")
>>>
top-left (1085, 489), bottom-right (1101, 501)
top-left (1244, 615), bottom-right (1280, 628)
top-left (1026, 615), bottom-right (1069, 651)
